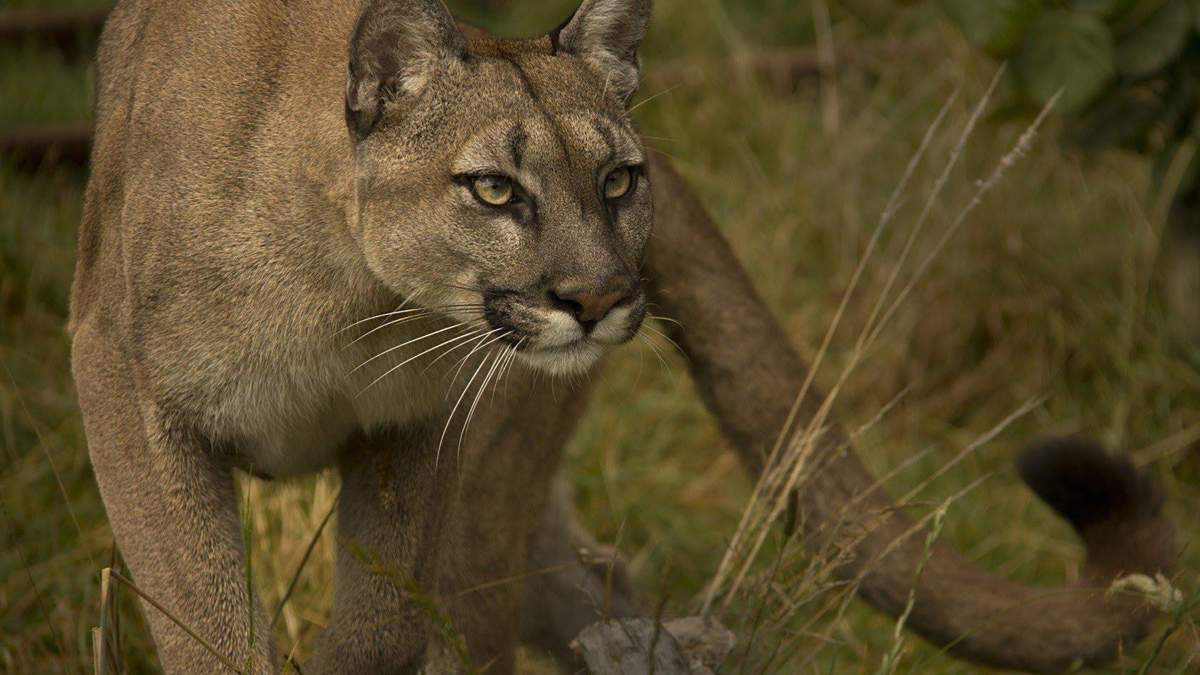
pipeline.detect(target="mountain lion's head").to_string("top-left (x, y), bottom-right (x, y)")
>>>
top-left (346, 0), bottom-right (653, 375)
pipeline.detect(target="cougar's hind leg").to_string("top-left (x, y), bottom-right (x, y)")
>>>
top-left (308, 423), bottom-right (459, 675)
top-left (434, 369), bottom-right (638, 673)
top-left (73, 326), bottom-right (277, 674)
top-left (519, 477), bottom-right (640, 670)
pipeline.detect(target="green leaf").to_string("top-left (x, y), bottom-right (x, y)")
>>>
top-left (1013, 10), bottom-right (1116, 114)
top-left (1116, 0), bottom-right (1193, 78)
top-left (941, 0), bottom-right (1042, 57)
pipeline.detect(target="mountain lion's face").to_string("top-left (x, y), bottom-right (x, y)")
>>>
top-left (348, 0), bottom-right (653, 375)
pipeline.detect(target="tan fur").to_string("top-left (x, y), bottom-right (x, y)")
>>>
top-left (71, 1), bottom-right (1173, 673)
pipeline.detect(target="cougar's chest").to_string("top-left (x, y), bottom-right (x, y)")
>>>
top-left (217, 324), bottom-right (455, 479)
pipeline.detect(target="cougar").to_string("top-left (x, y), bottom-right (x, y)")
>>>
top-left (70, 0), bottom-right (1176, 673)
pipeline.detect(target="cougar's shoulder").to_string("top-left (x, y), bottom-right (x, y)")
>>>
top-left (77, 0), bottom-right (368, 333)
top-left (71, 0), bottom-right (413, 465)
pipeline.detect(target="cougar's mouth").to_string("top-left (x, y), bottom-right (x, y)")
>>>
top-left (479, 288), bottom-right (646, 375)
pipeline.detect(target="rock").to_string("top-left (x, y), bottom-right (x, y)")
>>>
top-left (662, 617), bottom-right (737, 674)
top-left (571, 616), bottom-right (735, 675)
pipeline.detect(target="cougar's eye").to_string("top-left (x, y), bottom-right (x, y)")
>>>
top-left (604, 166), bottom-right (633, 199)
top-left (472, 175), bottom-right (515, 206)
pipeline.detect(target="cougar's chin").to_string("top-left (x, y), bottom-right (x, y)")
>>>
top-left (518, 339), bottom-right (607, 376)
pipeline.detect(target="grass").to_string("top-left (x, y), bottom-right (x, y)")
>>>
top-left (2, 0), bottom-right (1198, 673)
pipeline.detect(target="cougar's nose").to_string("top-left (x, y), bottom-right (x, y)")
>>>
top-left (548, 276), bottom-right (635, 328)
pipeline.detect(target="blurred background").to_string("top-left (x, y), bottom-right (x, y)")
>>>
top-left (2, 0), bottom-right (1198, 673)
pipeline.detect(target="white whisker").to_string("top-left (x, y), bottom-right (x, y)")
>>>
top-left (647, 313), bottom-right (684, 329)
top-left (357, 327), bottom-right (484, 395)
top-left (629, 84), bottom-right (680, 113)
top-left (490, 343), bottom-right (519, 404)
top-left (436, 344), bottom-right (501, 470)
top-left (340, 307), bottom-right (427, 333)
top-left (352, 323), bottom-right (465, 373)
top-left (458, 346), bottom-right (507, 452)
top-left (344, 313), bottom-right (436, 347)
top-left (642, 324), bottom-right (685, 361)
top-left (339, 303), bottom-right (484, 334)
top-left (638, 331), bottom-right (674, 381)
top-left (497, 338), bottom-right (526, 399)
top-left (423, 323), bottom-right (496, 373)
top-left (445, 329), bottom-right (508, 391)
top-left (504, 337), bottom-right (526, 378)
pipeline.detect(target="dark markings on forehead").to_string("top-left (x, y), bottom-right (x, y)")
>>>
top-left (507, 124), bottom-right (528, 169)
top-left (503, 57), bottom-right (542, 104)
top-left (500, 56), bottom-right (576, 171)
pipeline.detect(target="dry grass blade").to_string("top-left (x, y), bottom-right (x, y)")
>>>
top-left (1135, 421), bottom-right (1200, 467)
top-left (876, 496), bottom-right (951, 675)
top-left (450, 562), bottom-right (576, 599)
top-left (271, 492), bottom-right (340, 630)
top-left (770, 473), bottom-right (990, 670)
top-left (850, 385), bottom-right (911, 440)
top-left (853, 68), bottom-right (1005, 359)
top-left (93, 566), bottom-right (122, 675)
top-left (705, 79), bottom-right (1060, 618)
top-left (812, 0), bottom-right (839, 135)
top-left (703, 89), bottom-right (958, 613)
top-left (1, 356), bottom-right (98, 571)
top-left (891, 397), bottom-right (1043, 508)
top-left (91, 626), bottom-right (104, 675)
top-left (1, 500), bottom-right (70, 660)
top-left (783, 397), bottom-right (1044, 653)
top-left (864, 89), bottom-right (1062, 349)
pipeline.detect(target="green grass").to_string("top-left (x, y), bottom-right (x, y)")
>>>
top-left (2, 1), bottom-right (1198, 673)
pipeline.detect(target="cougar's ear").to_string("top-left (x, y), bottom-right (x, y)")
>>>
top-left (346, 0), bottom-right (467, 141)
top-left (552, 0), bottom-right (651, 103)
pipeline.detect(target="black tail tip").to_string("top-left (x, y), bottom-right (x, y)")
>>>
top-left (1016, 436), bottom-right (1162, 533)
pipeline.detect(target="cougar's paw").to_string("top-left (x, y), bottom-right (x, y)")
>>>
top-left (576, 543), bottom-right (636, 602)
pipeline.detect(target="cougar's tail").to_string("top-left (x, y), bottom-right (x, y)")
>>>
top-left (644, 155), bottom-right (1176, 673)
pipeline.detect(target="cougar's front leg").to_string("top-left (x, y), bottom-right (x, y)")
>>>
top-left (309, 423), bottom-right (456, 675)
top-left (72, 327), bottom-right (276, 674)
